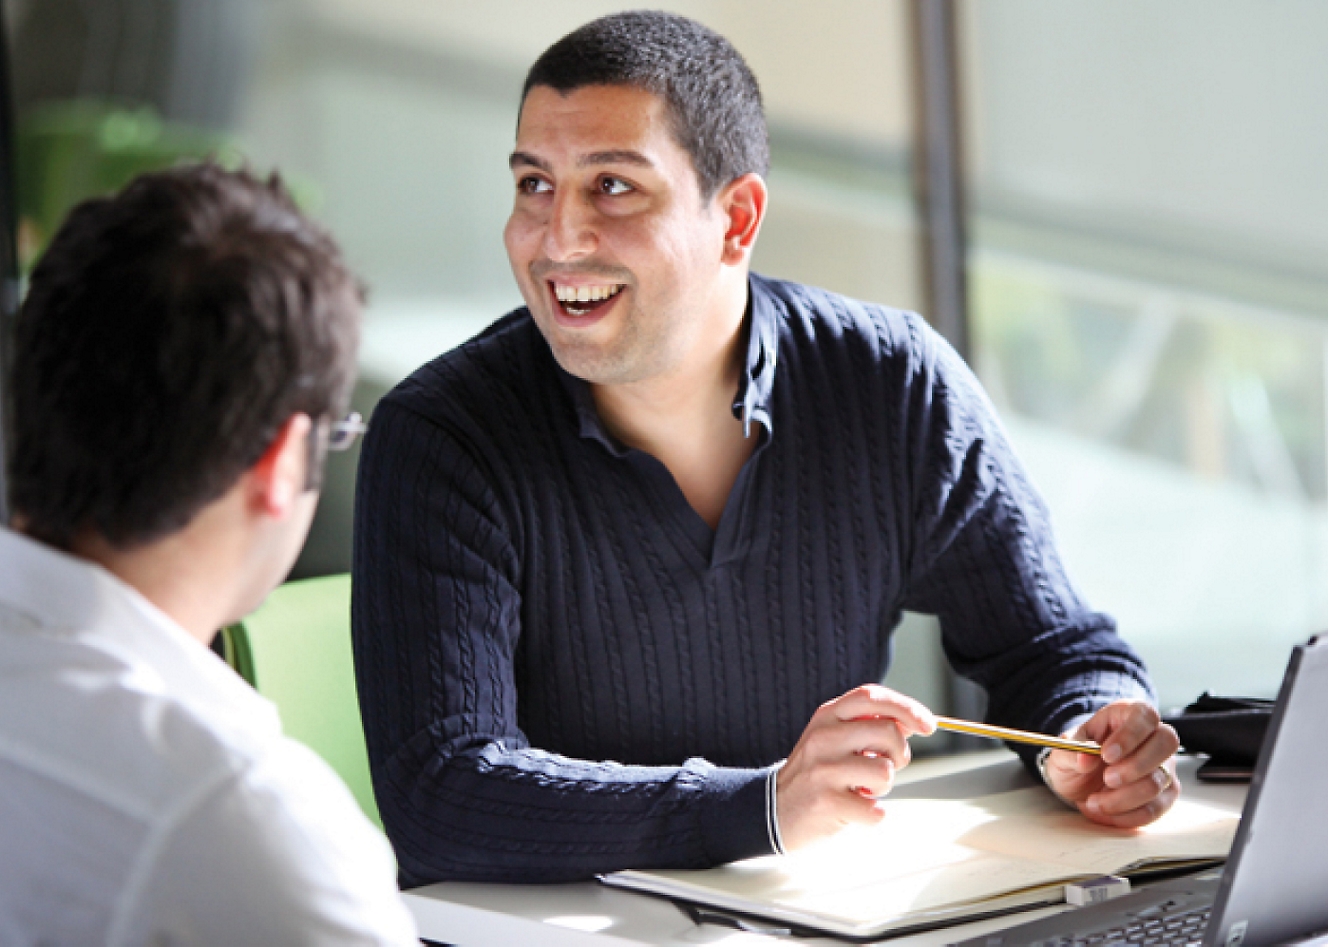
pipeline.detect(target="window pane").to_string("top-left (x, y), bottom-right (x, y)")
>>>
top-left (961, 0), bottom-right (1328, 707)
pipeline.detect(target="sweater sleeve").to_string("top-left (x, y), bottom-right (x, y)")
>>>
top-left (895, 322), bottom-right (1154, 769)
top-left (351, 396), bottom-right (774, 886)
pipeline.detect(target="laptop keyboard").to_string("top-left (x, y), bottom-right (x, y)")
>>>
top-left (1038, 905), bottom-right (1210, 947)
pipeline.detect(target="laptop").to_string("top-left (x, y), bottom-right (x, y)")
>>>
top-left (955, 634), bottom-right (1328, 947)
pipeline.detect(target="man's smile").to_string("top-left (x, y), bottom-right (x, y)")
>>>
top-left (548, 280), bottom-right (626, 319)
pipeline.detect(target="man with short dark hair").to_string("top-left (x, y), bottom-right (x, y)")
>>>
top-left (353, 10), bottom-right (1179, 885)
top-left (0, 164), bottom-right (418, 944)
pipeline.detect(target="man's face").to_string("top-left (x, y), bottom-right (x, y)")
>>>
top-left (505, 84), bottom-right (732, 386)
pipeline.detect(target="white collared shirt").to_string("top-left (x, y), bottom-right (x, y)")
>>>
top-left (0, 528), bottom-right (419, 946)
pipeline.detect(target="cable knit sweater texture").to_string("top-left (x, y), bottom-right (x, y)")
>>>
top-left (351, 273), bottom-right (1153, 886)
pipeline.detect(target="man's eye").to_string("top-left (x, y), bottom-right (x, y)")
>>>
top-left (599, 176), bottom-right (632, 196)
top-left (518, 176), bottom-right (552, 195)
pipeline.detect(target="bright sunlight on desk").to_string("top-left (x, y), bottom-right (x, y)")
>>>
top-left (603, 780), bottom-right (1233, 939)
top-left (404, 752), bottom-right (1246, 947)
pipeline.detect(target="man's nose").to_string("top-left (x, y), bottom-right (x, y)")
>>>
top-left (543, 191), bottom-right (597, 261)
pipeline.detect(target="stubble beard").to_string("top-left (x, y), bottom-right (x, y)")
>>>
top-left (523, 262), bottom-right (672, 387)
top-left (541, 300), bottom-right (670, 387)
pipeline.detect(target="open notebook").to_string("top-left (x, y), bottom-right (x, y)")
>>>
top-left (602, 785), bottom-right (1239, 940)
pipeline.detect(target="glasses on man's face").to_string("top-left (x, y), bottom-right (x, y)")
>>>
top-left (327, 411), bottom-right (368, 452)
top-left (303, 411), bottom-right (367, 492)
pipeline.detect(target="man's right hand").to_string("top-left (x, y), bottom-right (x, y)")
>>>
top-left (775, 684), bottom-right (936, 851)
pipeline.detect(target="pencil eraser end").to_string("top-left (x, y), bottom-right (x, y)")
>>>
top-left (1065, 875), bottom-right (1131, 906)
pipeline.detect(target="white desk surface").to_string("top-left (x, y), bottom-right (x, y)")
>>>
top-left (404, 752), bottom-right (1245, 946)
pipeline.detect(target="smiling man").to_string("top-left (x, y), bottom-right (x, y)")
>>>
top-left (352, 11), bottom-right (1179, 885)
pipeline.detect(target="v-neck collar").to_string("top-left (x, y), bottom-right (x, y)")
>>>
top-left (548, 274), bottom-right (781, 568)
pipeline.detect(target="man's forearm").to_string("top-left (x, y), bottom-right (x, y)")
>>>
top-left (374, 737), bottom-right (776, 885)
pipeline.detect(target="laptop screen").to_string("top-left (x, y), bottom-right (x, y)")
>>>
top-left (1209, 635), bottom-right (1328, 947)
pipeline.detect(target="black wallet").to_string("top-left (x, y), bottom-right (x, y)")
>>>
top-left (1161, 692), bottom-right (1274, 782)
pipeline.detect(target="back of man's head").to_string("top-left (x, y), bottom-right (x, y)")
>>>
top-left (523, 10), bottom-right (769, 201)
top-left (9, 163), bottom-right (360, 551)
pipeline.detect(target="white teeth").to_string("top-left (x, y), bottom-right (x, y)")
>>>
top-left (553, 283), bottom-right (623, 303)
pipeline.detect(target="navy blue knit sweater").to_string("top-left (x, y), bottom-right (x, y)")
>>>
top-left (351, 274), bottom-right (1153, 886)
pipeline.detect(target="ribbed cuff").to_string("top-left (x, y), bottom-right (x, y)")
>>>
top-left (696, 763), bottom-right (782, 866)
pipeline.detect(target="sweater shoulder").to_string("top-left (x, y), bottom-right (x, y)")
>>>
top-left (378, 308), bottom-right (557, 433)
top-left (751, 273), bottom-right (943, 381)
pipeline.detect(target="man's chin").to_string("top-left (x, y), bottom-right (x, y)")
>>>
top-left (545, 342), bottom-right (632, 386)
top-left (527, 311), bottom-right (615, 380)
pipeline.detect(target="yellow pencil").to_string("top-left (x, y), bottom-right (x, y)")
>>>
top-left (934, 716), bottom-right (1102, 756)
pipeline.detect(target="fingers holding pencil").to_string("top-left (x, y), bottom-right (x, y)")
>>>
top-left (1041, 700), bottom-right (1181, 829)
top-left (774, 690), bottom-right (1172, 852)
top-left (775, 685), bottom-right (937, 851)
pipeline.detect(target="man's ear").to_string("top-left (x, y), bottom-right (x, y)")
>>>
top-left (718, 173), bottom-right (768, 266)
top-left (248, 413), bottom-right (314, 519)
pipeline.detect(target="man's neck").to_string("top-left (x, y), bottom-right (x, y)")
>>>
top-left (67, 499), bottom-right (250, 647)
top-left (592, 281), bottom-right (756, 531)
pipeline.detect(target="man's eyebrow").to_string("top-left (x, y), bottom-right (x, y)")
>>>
top-left (578, 150), bottom-right (654, 169)
top-left (508, 150), bottom-right (657, 172)
top-left (509, 151), bottom-right (551, 172)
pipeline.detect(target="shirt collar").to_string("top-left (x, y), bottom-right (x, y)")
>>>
top-left (556, 274), bottom-right (780, 449)
top-left (0, 526), bottom-right (275, 734)
top-left (734, 273), bottom-right (779, 438)
top-left (557, 360), bottom-right (622, 454)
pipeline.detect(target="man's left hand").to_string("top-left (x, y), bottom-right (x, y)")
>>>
top-left (1041, 699), bottom-right (1181, 829)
